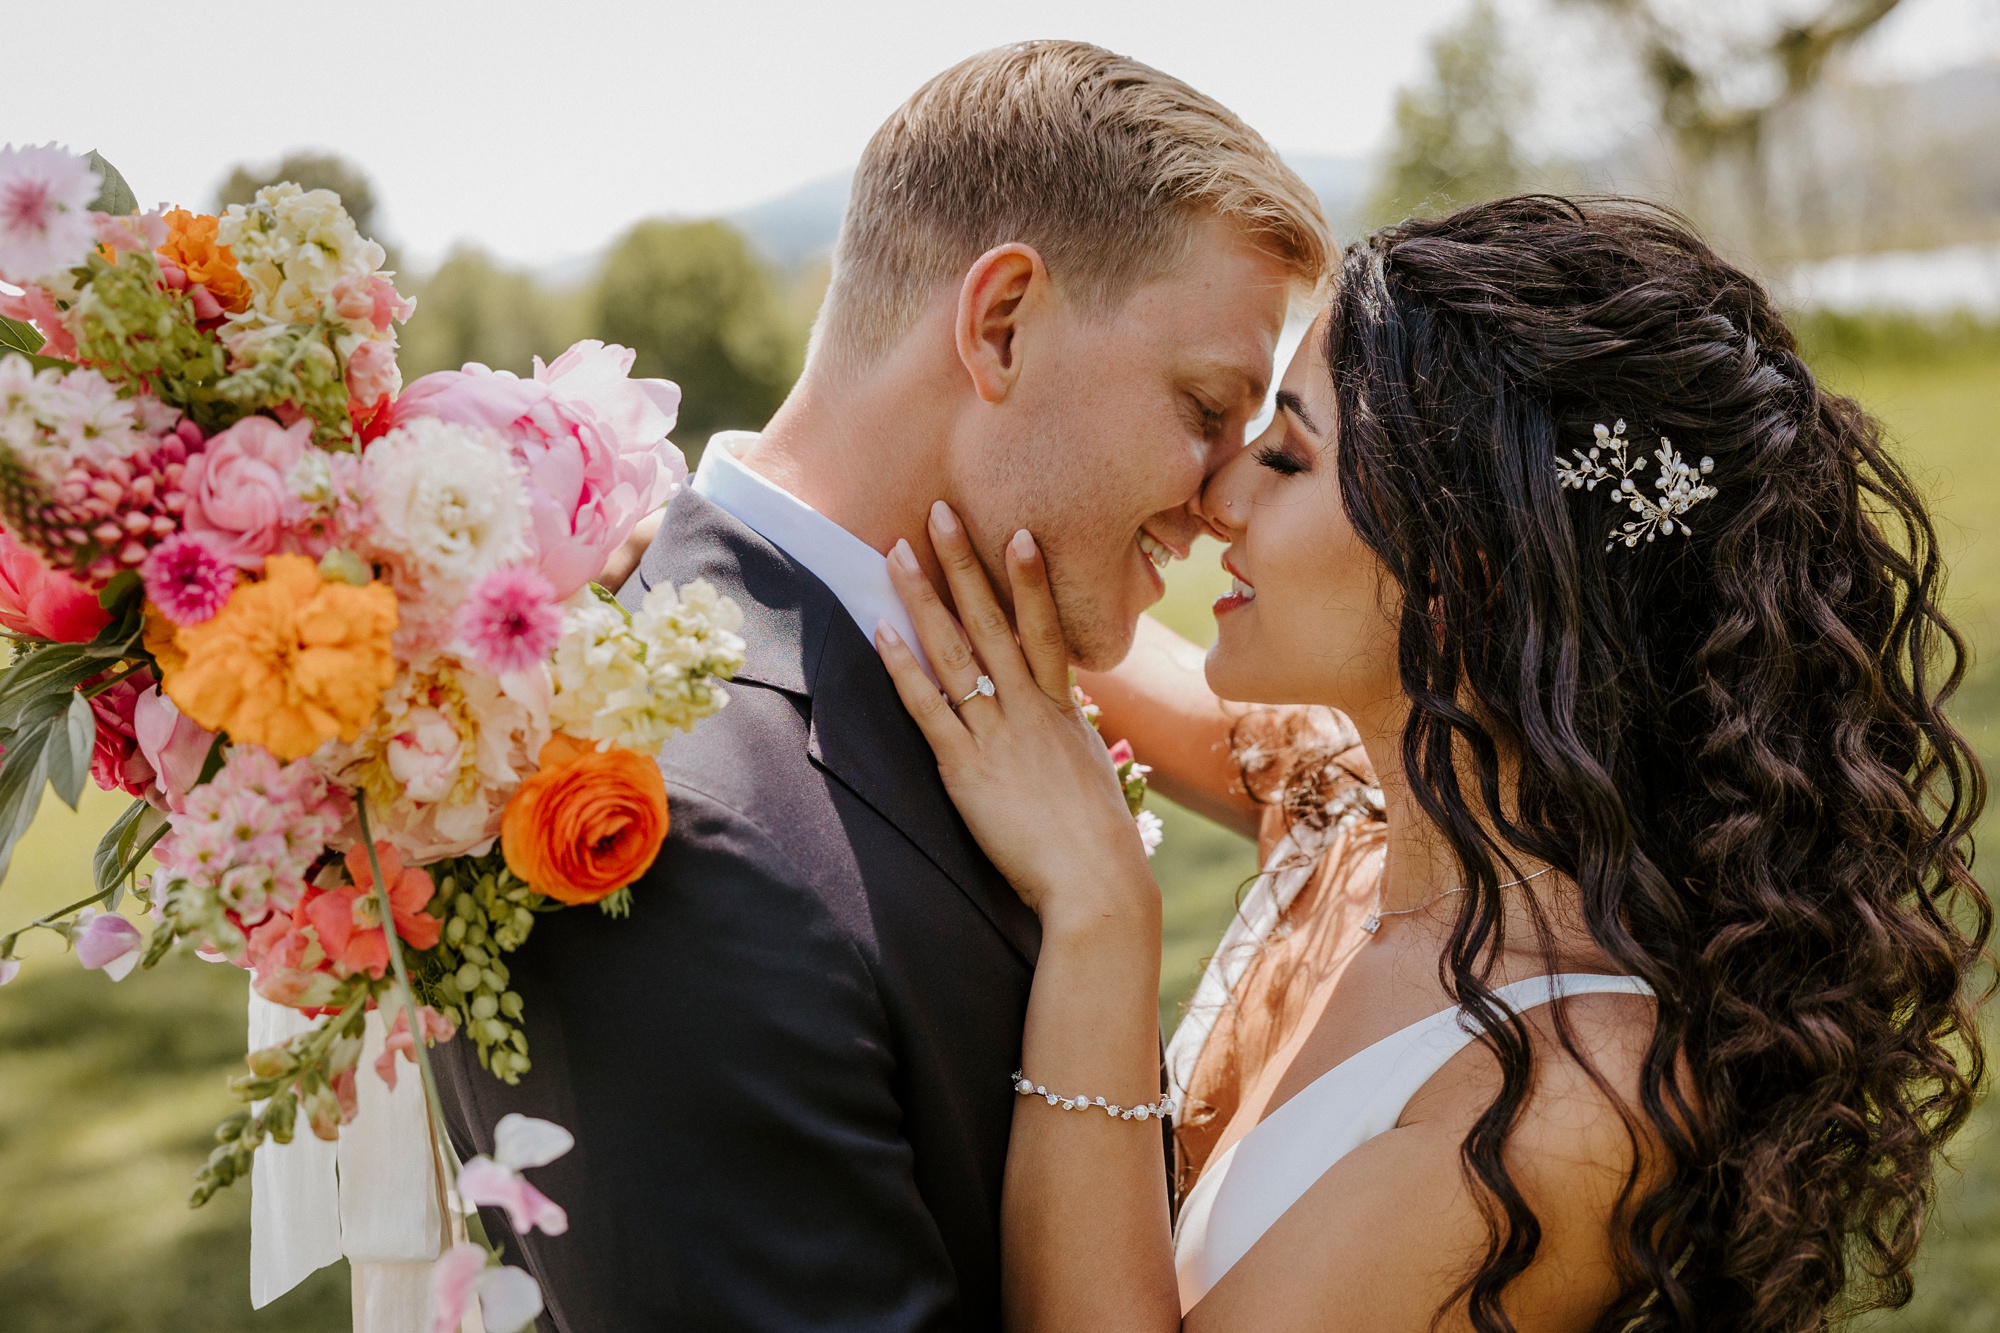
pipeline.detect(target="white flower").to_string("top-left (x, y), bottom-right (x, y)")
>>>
top-left (361, 417), bottom-right (531, 598)
top-left (0, 144), bottom-right (99, 283)
top-left (219, 182), bottom-right (384, 328)
top-left (1135, 810), bottom-right (1164, 857)
top-left (318, 654), bottom-right (551, 863)
top-left (0, 355), bottom-right (152, 484)
top-left (549, 581), bottom-right (745, 753)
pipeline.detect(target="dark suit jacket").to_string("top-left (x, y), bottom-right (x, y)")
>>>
top-left (435, 490), bottom-right (1040, 1331)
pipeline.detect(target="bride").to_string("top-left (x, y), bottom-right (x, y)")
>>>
top-left (872, 197), bottom-right (1989, 1331)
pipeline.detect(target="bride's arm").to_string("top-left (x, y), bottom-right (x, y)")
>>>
top-left (1075, 617), bottom-right (1261, 839)
top-left (878, 507), bottom-right (1179, 1332)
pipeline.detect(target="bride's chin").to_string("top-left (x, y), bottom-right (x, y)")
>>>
top-left (1202, 639), bottom-right (1281, 706)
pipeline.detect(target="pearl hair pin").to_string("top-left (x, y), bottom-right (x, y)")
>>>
top-left (1013, 1070), bottom-right (1177, 1122)
top-left (1555, 420), bottom-right (1717, 551)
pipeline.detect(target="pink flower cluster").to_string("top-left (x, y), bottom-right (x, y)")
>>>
top-left (23, 416), bottom-right (204, 583)
top-left (154, 748), bottom-right (347, 932)
top-left (383, 340), bottom-right (685, 599)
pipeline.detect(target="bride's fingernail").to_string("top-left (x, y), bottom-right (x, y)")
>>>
top-left (892, 539), bottom-right (919, 572)
top-left (875, 620), bottom-right (902, 647)
top-left (930, 500), bottom-right (958, 536)
top-left (1010, 529), bottom-right (1036, 560)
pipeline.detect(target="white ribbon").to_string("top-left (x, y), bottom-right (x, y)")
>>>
top-left (248, 989), bottom-right (450, 1332)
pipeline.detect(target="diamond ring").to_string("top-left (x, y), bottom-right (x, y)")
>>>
top-left (950, 675), bottom-right (996, 710)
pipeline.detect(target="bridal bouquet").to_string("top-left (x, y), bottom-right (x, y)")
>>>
top-left (0, 145), bottom-right (742, 1330)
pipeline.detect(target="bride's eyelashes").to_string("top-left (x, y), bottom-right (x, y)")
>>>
top-left (1253, 431), bottom-right (1311, 476)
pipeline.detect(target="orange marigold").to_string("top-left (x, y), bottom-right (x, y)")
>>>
top-left (159, 208), bottom-right (250, 315)
top-left (160, 554), bottom-right (398, 761)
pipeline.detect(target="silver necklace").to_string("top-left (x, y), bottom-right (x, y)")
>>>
top-left (1361, 866), bottom-right (1553, 935)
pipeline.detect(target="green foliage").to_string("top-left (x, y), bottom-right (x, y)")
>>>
top-left (592, 219), bottom-right (802, 449)
top-left (66, 250), bottom-right (239, 433)
top-left (1794, 311), bottom-right (2000, 368)
top-left (408, 850), bottom-right (552, 1083)
top-left (395, 245), bottom-right (585, 380)
top-left (216, 152), bottom-right (379, 241)
top-left (83, 151), bottom-right (137, 218)
top-left (1364, 0), bottom-right (1528, 227)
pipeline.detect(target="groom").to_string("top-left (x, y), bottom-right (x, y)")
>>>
top-left (436, 40), bottom-right (1325, 1330)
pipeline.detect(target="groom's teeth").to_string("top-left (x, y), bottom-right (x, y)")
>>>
top-left (1232, 577), bottom-right (1256, 601)
top-left (1137, 532), bottom-right (1174, 569)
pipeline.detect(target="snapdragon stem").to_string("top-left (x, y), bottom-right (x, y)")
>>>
top-left (355, 792), bottom-right (495, 1256)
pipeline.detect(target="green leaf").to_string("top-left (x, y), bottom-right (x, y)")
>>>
top-left (94, 798), bottom-right (149, 896)
top-left (0, 645), bottom-right (104, 732)
top-left (0, 717), bottom-right (56, 885)
top-left (0, 316), bottom-right (44, 358)
top-left (84, 151), bottom-right (137, 217)
top-left (96, 569), bottom-right (142, 615)
top-left (45, 690), bottom-right (95, 812)
top-left (93, 799), bottom-right (165, 910)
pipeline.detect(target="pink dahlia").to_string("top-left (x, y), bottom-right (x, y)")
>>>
top-left (458, 567), bottom-right (562, 674)
top-left (0, 144), bottom-right (99, 283)
top-left (140, 532), bottom-right (236, 625)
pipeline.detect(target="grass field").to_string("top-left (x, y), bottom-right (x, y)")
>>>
top-left (1, 336), bottom-right (1995, 1329)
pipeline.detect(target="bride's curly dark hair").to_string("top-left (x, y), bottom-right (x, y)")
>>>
top-left (1325, 196), bottom-right (1989, 1331)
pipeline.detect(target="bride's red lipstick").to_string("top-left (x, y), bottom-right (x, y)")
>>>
top-left (1214, 551), bottom-right (1256, 617)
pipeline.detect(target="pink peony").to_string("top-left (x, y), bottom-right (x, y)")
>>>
top-left (344, 338), bottom-right (401, 407)
top-left (384, 341), bottom-right (684, 598)
top-left (139, 532), bottom-right (237, 625)
top-left (180, 415), bottom-right (312, 566)
top-left (131, 685), bottom-right (215, 812)
top-left (87, 668), bottom-right (158, 797)
top-left (457, 567), bottom-right (561, 674)
top-left (74, 908), bottom-right (144, 980)
top-left (0, 144), bottom-right (99, 282)
top-left (0, 527), bottom-right (110, 641)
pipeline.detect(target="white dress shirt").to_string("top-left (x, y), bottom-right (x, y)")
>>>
top-left (692, 430), bottom-right (933, 679)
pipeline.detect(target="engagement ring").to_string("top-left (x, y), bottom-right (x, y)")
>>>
top-left (951, 676), bottom-right (996, 709)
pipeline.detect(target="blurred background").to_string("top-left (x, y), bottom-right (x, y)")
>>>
top-left (4, 0), bottom-right (1999, 1326)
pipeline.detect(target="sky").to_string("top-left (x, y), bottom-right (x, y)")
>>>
top-left (6, 0), bottom-right (1994, 268)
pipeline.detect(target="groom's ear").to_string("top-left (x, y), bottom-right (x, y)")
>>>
top-left (954, 243), bottom-right (1046, 405)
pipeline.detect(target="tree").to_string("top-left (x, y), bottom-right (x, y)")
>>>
top-left (589, 220), bottom-right (801, 450)
top-left (215, 152), bottom-right (381, 239)
top-left (1561, 0), bottom-right (1906, 249)
top-left (396, 247), bottom-right (584, 381)
top-left (1365, 0), bottom-right (1529, 226)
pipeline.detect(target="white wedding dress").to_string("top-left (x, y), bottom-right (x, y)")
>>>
top-left (1161, 744), bottom-right (1654, 1314)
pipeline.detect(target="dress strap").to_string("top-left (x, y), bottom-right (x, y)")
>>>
top-left (1173, 972), bottom-right (1653, 1313)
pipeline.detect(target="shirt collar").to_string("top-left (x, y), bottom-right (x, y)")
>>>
top-left (691, 431), bottom-right (933, 680)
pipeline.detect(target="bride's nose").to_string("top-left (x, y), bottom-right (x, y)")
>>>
top-left (1199, 445), bottom-right (1255, 540)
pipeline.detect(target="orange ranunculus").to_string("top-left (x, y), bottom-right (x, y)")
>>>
top-left (501, 734), bottom-right (668, 905)
top-left (160, 554), bottom-right (397, 761)
top-left (159, 208), bottom-right (250, 315)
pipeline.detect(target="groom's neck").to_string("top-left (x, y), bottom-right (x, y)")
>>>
top-left (742, 360), bottom-right (951, 559)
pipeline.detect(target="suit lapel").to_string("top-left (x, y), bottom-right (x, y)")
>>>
top-left (807, 613), bottom-right (1041, 968)
top-left (634, 491), bottom-right (1040, 969)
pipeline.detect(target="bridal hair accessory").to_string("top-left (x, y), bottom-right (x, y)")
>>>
top-left (1362, 865), bottom-right (1552, 935)
top-left (1014, 1070), bottom-right (1178, 1122)
top-left (950, 674), bottom-right (997, 710)
top-left (1555, 419), bottom-right (1717, 551)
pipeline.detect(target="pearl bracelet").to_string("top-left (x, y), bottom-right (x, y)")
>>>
top-left (1013, 1070), bottom-right (1177, 1122)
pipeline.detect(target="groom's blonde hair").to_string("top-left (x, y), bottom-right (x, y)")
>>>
top-left (812, 41), bottom-right (1330, 372)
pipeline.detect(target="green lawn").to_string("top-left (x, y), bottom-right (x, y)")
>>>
top-left (1, 340), bottom-right (1995, 1328)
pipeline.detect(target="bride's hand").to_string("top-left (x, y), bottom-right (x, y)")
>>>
top-left (876, 502), bottom-right (1158, 934)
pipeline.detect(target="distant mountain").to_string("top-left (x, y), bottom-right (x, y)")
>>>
top-left (727, 154), bottom-right (1373, 270)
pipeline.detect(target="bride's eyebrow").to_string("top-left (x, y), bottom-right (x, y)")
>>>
top-left (1276, 389), bottom-right (1320, 434)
